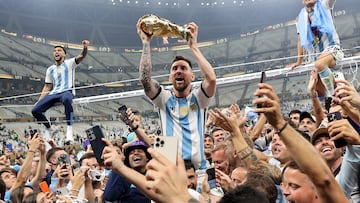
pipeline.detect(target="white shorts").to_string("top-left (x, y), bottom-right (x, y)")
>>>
top-left (324, 45), bottom-right (344, 63)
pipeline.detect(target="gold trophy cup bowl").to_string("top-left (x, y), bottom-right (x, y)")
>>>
top-left (140, 14), bottom-right (188, 40)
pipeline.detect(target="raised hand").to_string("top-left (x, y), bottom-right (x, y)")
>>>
top-left (252, 83), bottom-right (284, 130)
top-left (334, 79), bottom-right (360, 110)
top-left (328, 119), bottom-right (360, 145)
top-left (136, 18), bottom-right (153, 43)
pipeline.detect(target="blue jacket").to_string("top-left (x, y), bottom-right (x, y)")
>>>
top-left (104, 170), bottom-right (150, 203)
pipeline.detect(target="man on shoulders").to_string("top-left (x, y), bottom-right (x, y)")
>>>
top-left (136, 20), bottom-right (216, 170)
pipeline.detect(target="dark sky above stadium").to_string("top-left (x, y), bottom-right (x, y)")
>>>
top-left (0, 0), bottom-right (358, 47)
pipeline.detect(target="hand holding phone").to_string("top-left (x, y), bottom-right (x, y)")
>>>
top-left (327, 111), bottom-right (347, 148)
top-left (153, 136), bottom-right (178, 164)
top-left (39, 181), bottom-right (50, 193)
top-left (118, 105), bottom-right (132, 125)
top-left (257, 71), bottom-right (267, 108)
top-left (57, 154), bottom-right (70, 177)
top-left (85, 126), bottom-right (106, 163)
top-left (30, 129), bottom-right (38, 139)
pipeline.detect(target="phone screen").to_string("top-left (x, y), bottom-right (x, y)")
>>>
top-left (206, 168), bottom-right (216, 189)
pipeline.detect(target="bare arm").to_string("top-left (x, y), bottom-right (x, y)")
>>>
top-left (102, 140), bottom-right (158, 199)
top-left (309, 70), bottom-right (325, 127)
top-left (84, 178), bottom-right (95, 201)
top-left (210, 109), bottom-right (258, 167)
top-left (187, 22), bottom-right (216, 97)
top-left (38, 83), bottom-right (52, 102)
top-left (136, 19), bottom-right (160, 99)
top-left (289, 35), bottom-right (304, 69)
top-left (249, 113), bottom-right (266, 141)
top-left (30, 137), bottom-right (47, 187)
top-left (11, 135), bottom-right (41, 190)
top-left (253, 83), bottom-right (348, 203)
top-left (75, 40), bottom-right (89, 64)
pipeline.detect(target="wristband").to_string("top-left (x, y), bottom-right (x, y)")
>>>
top-left (276, 122), bottom-right (288, 134)
top-left (129, 125), bottom-right (139, 132)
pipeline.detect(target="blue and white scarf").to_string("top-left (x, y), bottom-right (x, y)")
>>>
top-left (297, 0), bottom-right (334, 49)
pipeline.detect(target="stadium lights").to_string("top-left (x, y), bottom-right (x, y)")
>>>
top-left (108, 0), bottom-right (263, 8)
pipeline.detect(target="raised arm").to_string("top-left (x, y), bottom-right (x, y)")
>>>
top-left (210, 108), bottom-right (258, 167)
top-left (136, 19), bottom-right (160, 99)
top-left (102, 139), bottom-right (157, 199)
top-left (11, 134), bottom-right (42, 190)
top-left (75, 40), bottom-right (89, 64)
top-left (334, 79), bottom-right (360, 111)
top-left (30, 136), bottom-right (47, 187)
top-left (308, 69), bottom-right (325, 127)
top-left (187, 22), bottom-right (216, 97)
top-left (253, 83), bottom-right (348, 203)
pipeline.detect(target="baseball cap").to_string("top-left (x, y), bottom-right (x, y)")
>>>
top-left (300, 111), bottom-right (316, 123)
top-left (311, 128), bottom-right (329, 145)
top-left (124, 140), bottom-right (151, 167)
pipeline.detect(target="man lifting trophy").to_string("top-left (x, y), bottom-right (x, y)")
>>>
top-left (136, 14), bottom-right (217, 170)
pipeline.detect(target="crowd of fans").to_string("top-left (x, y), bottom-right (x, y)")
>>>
top-left (0, 76), bottom-right (357, 203)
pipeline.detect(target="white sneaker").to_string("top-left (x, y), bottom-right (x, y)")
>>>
top-left (43, 126), bottom-right (57, 150)
top-left (65, 126), bottom-right (74, 145)
top-left (43, 125), bottom-right (57, 140)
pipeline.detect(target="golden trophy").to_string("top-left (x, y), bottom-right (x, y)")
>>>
top-left (139, 14), bottom-right (189, 40)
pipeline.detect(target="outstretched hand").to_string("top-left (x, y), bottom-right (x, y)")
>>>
top-left (186, 22), bottom-right (198, 48)
top-left (101, 138), bottom-right (125, 172)
top-left (82, 40), bottom-right (90, 47)
top-left (229, 104), bottom-right (247, 127)
top-left (145, 148), bottom-right (191, 203)
top-left (328, 119), bottom-right (360, 145)
top-left (308, 69), bottom-right (318, 94)
top-left (209, 108), bottom-right (238, 133)
top-left (287, 61), bottom-right (302, 70)
top-left (252, 83), bottom-right (285, 130)
top-left (334, 79), bottom-right (360, 110)
top-left (136, 18), bottom-right (153, 43)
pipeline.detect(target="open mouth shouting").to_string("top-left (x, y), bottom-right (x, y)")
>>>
top-left (133, 156), bottom-right (142, 164)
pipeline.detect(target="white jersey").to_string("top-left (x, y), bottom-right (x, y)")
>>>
top-left (152, 85), bottom-right (212, 170)
top-left (45, 58), bottom-right (77, 95)
top-left (296, 0), bottom-right (340, 62)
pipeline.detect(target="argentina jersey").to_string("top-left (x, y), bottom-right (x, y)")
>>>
top-left (45, 58), bottom-right (77, 95)
top-left (152, 85), bottom-right (212, 170)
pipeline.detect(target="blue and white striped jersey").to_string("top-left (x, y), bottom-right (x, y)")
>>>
top-left (152, 85), bottom-right (212, 170)
top-left (45, 58), bottom-right (77, 95)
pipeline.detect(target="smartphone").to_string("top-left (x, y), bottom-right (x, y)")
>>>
top-left (72, 162), bottom-right (80, 172)
top-left (206, 168), bottom-right (217, 189)
top-left (334, 71), bottom-right (345, 87)
top-left (85, 125), bottom-right (106, 163)
top-left (58, 154), bottom-right (70, 167)
top-left (327, 111), bottom-right (347, 148)
top-left (153, 136), bottom-right (178, 164)
top-left (118, 105), bottom-right (132, 125)
top-left (30, 129), bottom-right (37, 139)
top-left (325, 97), bottom-right (332, 112)
top-left (257, 71), bottom-right (267, 108)
top-left (39, 181), bottom-right (50, 193)
top-left (57, 154), bottom-right (70, 177)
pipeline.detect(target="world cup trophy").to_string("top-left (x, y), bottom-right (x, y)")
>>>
top-left (139, 14), bottom-right (189, 41)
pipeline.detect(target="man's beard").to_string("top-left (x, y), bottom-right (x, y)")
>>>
top-left (173, 81), bottom-right (189, 92)
top-left (54, 56), bottom-right (63, 63)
